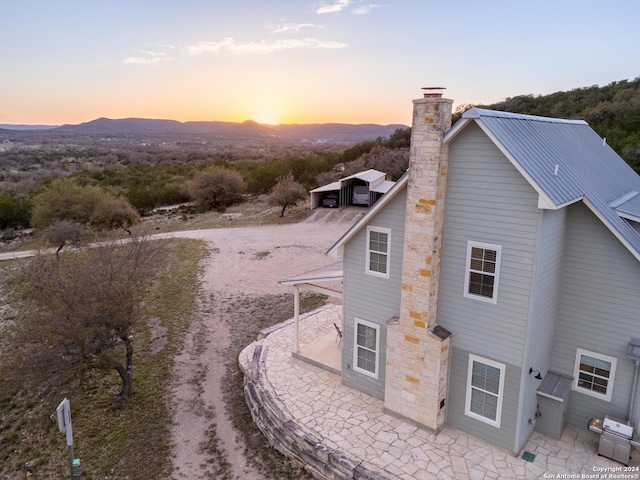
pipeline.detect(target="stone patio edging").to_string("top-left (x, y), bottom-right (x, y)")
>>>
top-left (242, 343), bottom-right (391, 480)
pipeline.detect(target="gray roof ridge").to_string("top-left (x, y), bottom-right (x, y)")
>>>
top-left (463, 107), bottom-right (587, 125)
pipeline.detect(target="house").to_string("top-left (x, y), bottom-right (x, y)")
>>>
top-left (309, 169), bottom-right (395, 209)
top-left (325, 91), bottom-right (640, 454)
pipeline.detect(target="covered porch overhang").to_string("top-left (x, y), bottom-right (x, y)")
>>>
top-left (279, 262), bottom-right (343, 373)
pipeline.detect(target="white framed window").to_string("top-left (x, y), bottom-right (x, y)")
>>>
top-left (366, 226), bottom-right (391, 278)
top-left (463, 241), bottom-right (502, 303)
top-left (572, 349), bottom-right (617, 402)
top-left (353, 318), bottom-right (380, 378)
top-left (465, 354), bottom-right (506, 427)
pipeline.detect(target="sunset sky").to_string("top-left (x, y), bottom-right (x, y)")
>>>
top-left (2, 0), bottom-right (638, 126)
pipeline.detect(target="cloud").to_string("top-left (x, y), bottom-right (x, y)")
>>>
top-left (266, 22), bottom-right (322, 33)
top-left (316, 0), bottom-right (381, 14)
top-left (185, 39), bottom-right (234, 56)
top-left (186, 37), bottom-right (347, 55)
top-left (316, 0), bottom-right (354, 14)
top-left (352, 4), bottom-right (382, 15)
top-left (123, 49), bottom-right (174, 65)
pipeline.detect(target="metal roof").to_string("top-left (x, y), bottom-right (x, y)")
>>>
top-left (279, 261), bottom-right (343, 285)
top-left (537, 371), bottom-right (573, 402)
top-left (340, 168), bottom-right (386, 183)
top-left (449, 108), bottom-right (640, 261)
top-left (370, 180), bottom-right (396, 194)
top-left (309, 181), bottom-right (341, 193)
top-left (613, 192), bottom-right (640, 222)
top-left (327, 108), bottom-right (640, 262)
top-left (310, 169), bottom-right (390, 194)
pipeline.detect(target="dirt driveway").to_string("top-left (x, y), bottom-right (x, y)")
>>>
top-left (168, 209), bottom-right (361, 479)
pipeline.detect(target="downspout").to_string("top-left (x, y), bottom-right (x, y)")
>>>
top-left (294, 285), bottom-right (300, 353)
top-left (627, 338), bottom-right (640, 426)
top-left (629, 360), bottom-right (640, 424)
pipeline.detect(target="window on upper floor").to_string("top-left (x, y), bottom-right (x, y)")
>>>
top-left (573, 348), bottom-right (616, 402)
top-left (463, 241), bottom-right (502, 303)
top-left (465, 354), bottom-right (505, 427)
top-left (353, 318), bottom-right (380, 378)
top-left (366, 226), bottom-right (391, 278)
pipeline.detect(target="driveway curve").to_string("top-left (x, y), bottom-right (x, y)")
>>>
top-left (168, 216), bottom-right (358, 479)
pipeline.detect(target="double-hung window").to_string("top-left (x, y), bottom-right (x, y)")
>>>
top-left (353, 318), bottom-right (379, 378)
top-left (366, 226), bottom-right (391, 278)
top-left (573, 349), bottom-right (616, 401)
top-left (465, 354), bottom-right (505, 427)
top-left (464, 241), bottom-right (502, 303)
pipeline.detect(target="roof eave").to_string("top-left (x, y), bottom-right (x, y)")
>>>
top-left (617, 212), bottom-right (640, 224)
top-left (279, 274), bottom-right (343, 286)
top-left (443, 117), bottom-right (472, 144)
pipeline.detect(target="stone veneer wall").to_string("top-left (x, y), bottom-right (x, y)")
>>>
top-left (383, 96), bottom-right (453, 432)
top-left (243, 344), bottom-right (391, 480)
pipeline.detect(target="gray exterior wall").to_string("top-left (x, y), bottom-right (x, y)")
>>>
top-left (341, 189), bottom-right (406, 399)
top-left (337, 119), bottom-right (640, 451)
top-left (551, 202), bottom-right (640, 428)
top-left (438, 122), bottom-right (541, 451)
top-left (517, 208), bottom-right (567, 449)
top-left (447, 347), bottom-right (521, 451)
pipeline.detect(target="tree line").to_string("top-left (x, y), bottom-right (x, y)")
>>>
top-left (0, 128), bottom-right (411, 235)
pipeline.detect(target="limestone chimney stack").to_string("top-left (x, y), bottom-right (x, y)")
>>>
top-left (383, 89), bottom-right (453, 432)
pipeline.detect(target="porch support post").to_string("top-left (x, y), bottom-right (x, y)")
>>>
top-left (294, 285), bottom-right (300, 353)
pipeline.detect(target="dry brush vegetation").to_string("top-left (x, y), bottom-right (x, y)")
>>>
top-left (0, 238), bottom-right (206, 479)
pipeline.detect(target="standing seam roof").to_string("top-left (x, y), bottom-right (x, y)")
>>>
top-left (465, 108), bottom-right (640, 259)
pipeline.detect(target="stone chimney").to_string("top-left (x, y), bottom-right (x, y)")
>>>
top-left (383, 88), bottom-right (453, 431)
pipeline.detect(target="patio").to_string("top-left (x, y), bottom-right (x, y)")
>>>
top-left (240, 304), bottom-right (640, 479)
top-left (293, 325), bottom-right (342, 375)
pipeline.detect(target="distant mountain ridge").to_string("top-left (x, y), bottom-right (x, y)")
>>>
top-left (0, 117), bottom-right (407, 147)
top-left (0, 124), bottom-right (56, 131)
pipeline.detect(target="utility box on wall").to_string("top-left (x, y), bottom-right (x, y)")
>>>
top-left (534, 372), bottom-right (573, 440)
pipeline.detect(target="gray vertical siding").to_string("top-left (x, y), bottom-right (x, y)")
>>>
top-left (341, 189), bottom-right (406, 399)
top-left (516, 208), bottom-right (567, 450)
top-left (438, 122), bottom-right (541, 451)
top-left (551, 202), bottom-right (640, 428)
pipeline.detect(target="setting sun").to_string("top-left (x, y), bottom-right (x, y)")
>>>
top-left (251, 111), bottom-right (281, 125)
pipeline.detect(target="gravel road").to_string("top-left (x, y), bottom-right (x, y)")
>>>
top-left (168, 210), bottom-right (361, 479)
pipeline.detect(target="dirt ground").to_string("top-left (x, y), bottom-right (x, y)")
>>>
top-left (168, 208), bottom-right (362, 479)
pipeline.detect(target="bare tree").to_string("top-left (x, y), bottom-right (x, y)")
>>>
top-left (41, 220), bottom-right (91, 256)
top-left (5, 232), bottom-right (168, 407)
top-left (268, 172), bottom-right (308, 217)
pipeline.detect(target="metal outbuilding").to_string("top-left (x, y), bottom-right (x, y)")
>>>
top-left (309, 169), bottom-right (395, 209)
